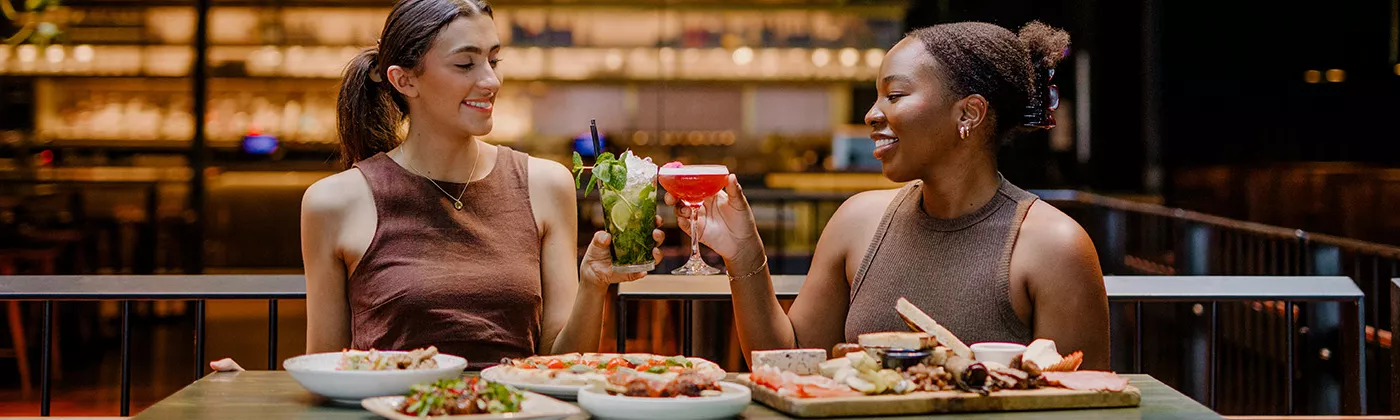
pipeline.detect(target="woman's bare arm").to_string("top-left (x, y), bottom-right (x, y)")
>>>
top-left (1012, 202), bottom-right (1111, 370)
top-left (301, 172), bottom-right (359, 354)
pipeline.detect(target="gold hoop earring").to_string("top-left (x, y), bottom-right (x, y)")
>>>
top-left (958, 125), bottom-right (969, 139)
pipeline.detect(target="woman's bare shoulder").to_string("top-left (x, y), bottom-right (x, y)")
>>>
top-left (302, 168), bottom-right (373, 218)
top-left (829, 187), bottom-right (905, 230)
top-left (1019, 201), bottom-right (1094, 252)
top-left (821, 187), bottom-right (906, 254)
top-left (1014, 200), bottom-right (1101, 279)
top-left (525, 155), bottom-right (576, 194)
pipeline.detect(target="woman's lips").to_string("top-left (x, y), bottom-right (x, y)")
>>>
top-left (873, 138), bottom-right (898, 160)
top-left (463, 99), bottom-right (493, 112)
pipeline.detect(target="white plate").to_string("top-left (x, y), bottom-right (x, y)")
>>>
top-left (284, 351), bottom-right (468, 404)
top-left (361, 391), bottom-right (581, 420)
top-left (479, 365), bottom-right (588, 400)
top-left (576, 381), bottom-right (751, 420)
top-left (480, 356), bottom-right (726, 401)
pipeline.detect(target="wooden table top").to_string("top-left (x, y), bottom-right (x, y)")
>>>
top-left (131, 371), bottom-right (1222, 420)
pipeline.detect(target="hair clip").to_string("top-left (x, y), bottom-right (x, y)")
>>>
top-left (1022, 67), bottom-right (1058, 128)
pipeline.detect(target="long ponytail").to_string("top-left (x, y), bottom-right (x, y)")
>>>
top-left (336, 48), bottom-right (404, 169)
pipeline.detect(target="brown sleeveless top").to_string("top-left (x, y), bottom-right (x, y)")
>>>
top-left (845, 176), bottom-right (1037, 345)
top-left (349, 146), bottom-right (542, 370)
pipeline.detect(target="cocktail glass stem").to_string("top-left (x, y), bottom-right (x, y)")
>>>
top-left (672, 201), bottom-right (722, 275)
top-left (690, 206), bottom-right (702, 257)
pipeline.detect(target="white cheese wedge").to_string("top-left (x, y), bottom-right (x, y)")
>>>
top-left (1023, 338), bottom-right (1063, 370)
top-left (857, 332), bottom-right (935, 350)
top-left (751, 349), bottom-right (827, 375)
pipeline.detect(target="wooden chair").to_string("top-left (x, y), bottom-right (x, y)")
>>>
top-left (0, 252), bottom-right (32, 399)
top-left (0, 247), bottom-right (63, 398)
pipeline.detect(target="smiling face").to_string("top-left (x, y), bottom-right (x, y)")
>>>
top-left (865, 37), bottom-right (980, 183)
top-left (388, 14), bottom-right (502, 138)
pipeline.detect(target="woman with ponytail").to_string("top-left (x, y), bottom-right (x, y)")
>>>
top-left (664, 21), bottom-right (1111, 369)
top-left (214, 0), bottom-right (663, 372)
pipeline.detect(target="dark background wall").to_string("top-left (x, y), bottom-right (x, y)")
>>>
top-left (895, 0), bottom-right (1399, 193)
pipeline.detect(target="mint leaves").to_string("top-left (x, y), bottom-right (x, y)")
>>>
top-left (571, 151), bottom-right (626, 197)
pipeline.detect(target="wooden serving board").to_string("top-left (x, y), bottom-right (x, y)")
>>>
top-left (732, 374), bottom-right (1141, 418)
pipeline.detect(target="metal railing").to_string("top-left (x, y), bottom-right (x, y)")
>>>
top-left (0, 275), bottom-right (302, 416)
top-left (1035, 190), bottom-right (1397, 415)
top-left (0, 274), bottom-right (1368, 417)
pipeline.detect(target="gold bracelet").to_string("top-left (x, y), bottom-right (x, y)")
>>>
top-left (727, 258), bottom-right (769, 282)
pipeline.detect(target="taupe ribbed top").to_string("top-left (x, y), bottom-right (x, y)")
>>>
top-left (348, 146), bottom-right (542, 370)
top-left (844, 176), bottom-right (1038, 345)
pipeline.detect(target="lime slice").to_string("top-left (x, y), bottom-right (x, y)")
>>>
top-left (610, 202), bottom-right (636, 231)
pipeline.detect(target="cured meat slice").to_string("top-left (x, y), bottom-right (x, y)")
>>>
top-left (1039, 371), bottom-right (1129, 392)
top-left (751, 365), bottom-right (861, 398)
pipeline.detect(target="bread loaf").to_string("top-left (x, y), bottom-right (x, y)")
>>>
top-left (895, 297), bottom-right (972, 359)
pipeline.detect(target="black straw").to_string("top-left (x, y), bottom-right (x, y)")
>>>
top-left (589, 119), bottom-right (602, 161)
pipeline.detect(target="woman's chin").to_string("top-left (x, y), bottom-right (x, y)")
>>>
top-left (461, 121), bottom-right (493, 137)
top-left (879, 161), bottom-right (918, 183)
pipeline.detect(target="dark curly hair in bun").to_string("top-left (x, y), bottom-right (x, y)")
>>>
top-left (908, 21), bottom-right (1069, 145)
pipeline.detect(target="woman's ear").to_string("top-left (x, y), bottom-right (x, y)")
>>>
top-left (958, 94), bottom-right (990, 130)
top-left (386, 65), bottom-right (420, 98)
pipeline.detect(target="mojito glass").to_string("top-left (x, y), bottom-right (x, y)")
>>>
top-left (597, 152), bottom-right (658, 273)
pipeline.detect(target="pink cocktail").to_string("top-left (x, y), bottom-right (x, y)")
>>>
top-left (659, 166), bottom-right (729, 205)
top-left (659, 164), bottom-right (729, 275)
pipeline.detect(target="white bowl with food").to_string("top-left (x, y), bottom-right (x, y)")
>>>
top-left (577, 380), bottom-right (750, 420)
top-left (284, 346), bottom-right (467, 404)
top-left (969, 342), bottom-right (1027, 366)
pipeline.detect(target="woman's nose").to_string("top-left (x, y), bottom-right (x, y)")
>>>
top-left (864, 104), bottom-right (885, 127)
top-left (479, 69), bottom-right (502, 95)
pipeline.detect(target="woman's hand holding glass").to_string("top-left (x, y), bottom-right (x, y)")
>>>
top-left (663, 174), bottom-right (765, 274)
top-left (579, 216), bottom-right (666, 289)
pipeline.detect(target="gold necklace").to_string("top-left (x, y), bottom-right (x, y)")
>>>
top-left (398, 142), bottom-right (483, 211)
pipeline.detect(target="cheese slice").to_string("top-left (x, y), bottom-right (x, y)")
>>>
top-left (895, 297), bottom-right (972, 359)
top-left (1023, 338), bottom-right (1063, 371)
top-left (751, 349), bottom-right (826, 375)
top-left (856, 332), bottom-right (935, 350)
top-left (929, 346), bottom-right (952, 367)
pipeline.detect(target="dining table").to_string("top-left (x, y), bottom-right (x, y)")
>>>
top-left (129, 371), bottom-right (1223, 419)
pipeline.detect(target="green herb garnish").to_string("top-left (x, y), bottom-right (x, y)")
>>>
top-left (400, 378), bottom-right (522, 417)
top-left (571, 152), bottom-right (626, 197)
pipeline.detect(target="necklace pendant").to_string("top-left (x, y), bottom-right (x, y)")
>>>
top-left (453, 201), bottom-right (464, 210)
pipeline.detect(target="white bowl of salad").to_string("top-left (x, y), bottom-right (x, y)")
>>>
top-left (284, 346), bottom-right (468, 404)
